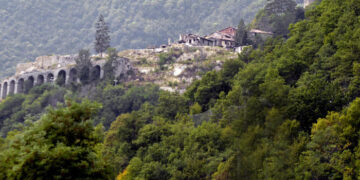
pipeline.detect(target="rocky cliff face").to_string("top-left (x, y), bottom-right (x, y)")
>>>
top-left (121, 44), bottom-right (238, 93)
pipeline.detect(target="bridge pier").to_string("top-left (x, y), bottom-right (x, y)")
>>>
top-left (46, 73), bottom-right (55, 83)
top-left (100, 68), bottom-right (104, 79)
top-left (14, 81), bottom-right (18, 95)
top-left (3, 82), bottom-right (8, 99)
top-left (17, 79), bottom-right (24, 93)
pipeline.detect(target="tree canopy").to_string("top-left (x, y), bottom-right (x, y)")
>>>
top-left (0, 100), bottom-right (111, 179)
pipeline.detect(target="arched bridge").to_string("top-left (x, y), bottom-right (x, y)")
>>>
top-left (0, 63), bottom-right (104, 100)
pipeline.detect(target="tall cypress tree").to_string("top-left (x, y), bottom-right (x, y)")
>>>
top-left (235, 19), bottom-right (249, 46)
top-left (75, 49), bottom-right (92, 84)
top-left (95, 14), bottom-right (111, 57)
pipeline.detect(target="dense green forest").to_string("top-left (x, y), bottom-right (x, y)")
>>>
top-left (4, 0), bottom-right (360, 179)
top-left (0, 0), bottom-right (272, 78)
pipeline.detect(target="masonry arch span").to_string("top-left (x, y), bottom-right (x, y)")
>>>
top-left (2, 82), bottom-right (8, 99)
top-left (37, 75), bottom-right (44, 85)
top-left (25, 76), bottom-right (35, 93)
top-left (47, 73), bottom-right (54, 83)
top-left (9, 80), bottom-right (15, 95)
top-left (69, 68), bottom-right (78, 83)
top-left (91, 65), bottom-right (101, 81)
top-left (56, 70), bottom-right (66, 86)
top-left (79, 66), bottom-right (90, 84)
top-left (17, 78), bottom-right (24, 93)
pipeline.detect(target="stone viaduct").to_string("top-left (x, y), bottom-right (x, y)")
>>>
top-left (0, 55), bottom-right (132, 100)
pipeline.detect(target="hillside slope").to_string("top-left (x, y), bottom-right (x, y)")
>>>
top-left (0, 0), bottom-right (268, 78)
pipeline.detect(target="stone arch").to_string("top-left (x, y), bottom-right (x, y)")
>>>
top-left (2, 82), bottom-right (8, 99)
top-left (37, 74), bottom-right (44, 85)
top-left (9, 80), bottom-right (15, 95)
top-left (25, 76), bottom-right (34, 93)
top-left (79, 66), bottom-right (90, 84)
top-left (91, 65), bottom-right (101, 81)
top-left (0, 84), bottom-right (2, 99)
top-left (56, 70), bottom-right (66, 86)
top-left (47, 73), bottom-right (54, 83)
top-left (17, 78), bottom-right (24, 93)
top-left (69, 68), bottom-right (78, 83)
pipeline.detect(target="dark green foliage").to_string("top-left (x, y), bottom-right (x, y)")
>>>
top-left (75, 49), bottom-right (92, 84)
top-left (95, 14), bottom-right (111, 57)
top-left (155, 91), bottom-right (189, 119)
top-left (288, 72), bottom-right (345, 128)
top-left (103, 106), bottom-right (153, 177)
top-left (158, 53), bottom-right (173, 67)
top-left (106, 111), bottom-right (229, 180)
top-left (0, 81), bottom-right (160, 137)
top-left (103, 48), bottom-right (118, 80)
top-left (56, 71), bottom-right (66, 86)
top-left (92, 84), bottom-right (160, 128)
top-left (24, 79), bottom-right (34, 93)
top-left (76, 49), bottom-right (92, 67)
top-left (185, 58), bottom-right (243, 110)
top-left (296, 98), bottom-right (360, 179)
top-left (0, 100), bottom-right (111, 179)
top-left (0, 84), bottom-right (67, 137)
top-left (235, 19), bottom-right (250, 46)
top-left (253, 0), bottom-right (304, 37)
top-left (157, 49), bottom-right (183, 70)
top-left (79, 66), bottom-right (90, 84)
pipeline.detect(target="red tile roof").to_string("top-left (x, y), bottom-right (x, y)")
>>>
top-left (218, 27), bottom-right (237, 37)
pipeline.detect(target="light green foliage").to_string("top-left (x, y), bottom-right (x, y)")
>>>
top-left (190, 102), bottom-right (202, 115)
top-left (103, 110), bottom-right (151, 177)
top-left (296, 98), bottom-right (360, 179)
top-left (0, 100), bottom-right (111, 179)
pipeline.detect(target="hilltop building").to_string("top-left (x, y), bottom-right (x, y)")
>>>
top-left (205, 27), bottom-right (237, 48)
top-left (178, 27), bottom-right (272, 49)
top-left (179, 34), bottom-right (214, 47)
top-left (179, 27), bottom-right (237, 48)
